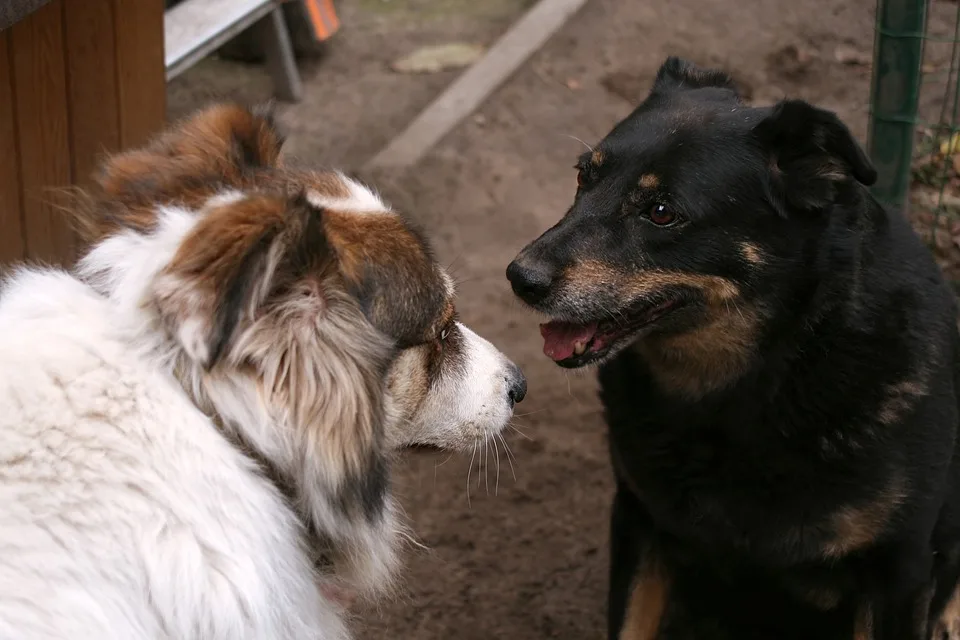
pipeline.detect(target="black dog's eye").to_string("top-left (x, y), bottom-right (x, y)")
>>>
top-left (440, 328), bottom-right (449, 341)
top-left (574, 163), bottom-right (596, 190)
top-left (646, 204), bottom-right (680, 227)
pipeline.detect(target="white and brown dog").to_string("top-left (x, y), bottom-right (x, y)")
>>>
top-left (0, 104), bottom-right (525, 639)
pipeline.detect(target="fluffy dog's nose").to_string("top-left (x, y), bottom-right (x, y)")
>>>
top-left (506, 364), bottom-right (527, 405)
top-left (506, 257), bottom-right (554, 306)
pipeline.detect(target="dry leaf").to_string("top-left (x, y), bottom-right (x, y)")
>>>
top-left (391, 43), bottom-right (486, 74)
top-left (834, 45), bottom-right (870, 66)
top-left (941, 132), bottom-right (960, 156)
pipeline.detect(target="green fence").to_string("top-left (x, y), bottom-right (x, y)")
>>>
top-left (870, 0), bottom-right (960, 281)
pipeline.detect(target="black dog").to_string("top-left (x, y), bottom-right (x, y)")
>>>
top-left (507, 57), bottom-right (960, 639)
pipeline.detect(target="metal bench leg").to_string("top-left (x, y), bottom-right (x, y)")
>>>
top-left (253, 6), bottom-right (303, 102)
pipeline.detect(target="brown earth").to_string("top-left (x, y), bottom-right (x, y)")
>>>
top-left (167, 0), bottom-right (957, 636)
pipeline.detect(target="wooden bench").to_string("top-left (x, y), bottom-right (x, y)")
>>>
top-left (165, 0), bottom-right (304, 102)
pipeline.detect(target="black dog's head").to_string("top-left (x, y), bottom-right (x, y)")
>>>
top-left (507, 57), bottom-right (876, 395)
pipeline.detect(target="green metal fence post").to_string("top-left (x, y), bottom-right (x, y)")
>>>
top-left (868, 0), bottom-right (927, 209)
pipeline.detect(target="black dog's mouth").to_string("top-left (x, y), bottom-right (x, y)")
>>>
top-left (540, 295), bottom-right (686, 368)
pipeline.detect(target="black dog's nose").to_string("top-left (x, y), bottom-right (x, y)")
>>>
top-left (506, 257), bottom-right (554, 306)
top-left (506, 365), bottom-right (527, 405)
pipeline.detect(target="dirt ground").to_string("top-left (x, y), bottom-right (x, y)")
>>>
top-left (167, 0), bottom-right (955, 637)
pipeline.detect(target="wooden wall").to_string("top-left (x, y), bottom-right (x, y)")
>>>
top-left (0, 0), bottom-right (165, 267)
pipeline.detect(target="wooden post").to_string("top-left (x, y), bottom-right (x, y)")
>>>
top-left (0, 0), bottom-right (165, 267)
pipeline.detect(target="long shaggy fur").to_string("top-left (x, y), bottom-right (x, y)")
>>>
top-left (0, 103), bottom-right (525, 639)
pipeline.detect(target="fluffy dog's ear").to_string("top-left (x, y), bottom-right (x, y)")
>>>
top-left (321, 208), bottom-right (451, 348)
top-left (97, 103), bottom-right (284, 200)
top-left (753, 99), bottom-right (876, 212)
top-left (653, 56), bottom-right (737, 93)
top-left (152, 194), bottom-right (293, 368)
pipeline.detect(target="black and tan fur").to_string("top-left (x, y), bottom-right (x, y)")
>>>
top-left (507, 57), bottom-right (960, 639)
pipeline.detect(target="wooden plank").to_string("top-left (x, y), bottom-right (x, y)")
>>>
top-left (164, 0), bottom-right (274, 79)
top-left (63, 0), bottom-right (121, 186)
top-left (365, 0), bottom-right (590, 170)
top-left (0, 31), bottom-right (26, 265)
top-left (10, 0), bottom-right (74, 263)
top-left (114, 0), bottom-right (165, 149)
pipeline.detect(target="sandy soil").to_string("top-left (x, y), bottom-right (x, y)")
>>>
top-left (166, 0), bottom-right (957, 636)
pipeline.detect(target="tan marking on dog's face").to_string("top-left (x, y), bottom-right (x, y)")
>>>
top-left (635, 303), bottom-right (759, 399)
top-left (822, 474), bottom-right (907, 559)
top-left (565, 260), bottom-right (740, 304)
top-left (591, 149), bottom-right (605, 167)
top-left (739, 242), bottom-right (764, 265)
top-left (877, 378), bottom-right (928, 425)
top-left (639, 173), bottom-right (659, 189)
top-left (619, 557), bottom-right (670, 640)
top-left (385, 345), bottom-right (432, 441)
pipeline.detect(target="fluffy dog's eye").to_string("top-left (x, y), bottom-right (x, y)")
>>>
top-left (440, 328), bottom-right (449, 341)
top-left (647, 204), bottom-right (679, 227)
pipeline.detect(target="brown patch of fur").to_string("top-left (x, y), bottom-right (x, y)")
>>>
top-left (71, 104), bottom-right (288, 243)
top-left (322, 209), bottom-right (449, 345)
top-left (592, 149), bottom-right (605, 167)
top-left (822, 474), bottom-right (908, 559)
top-left (636, 303), bottom-right (759, 399)
top-left (877, 378), bottom-right (929, 425)
top-left (436, 299), bottom-right (456, 333)
top-left (165, 195), bottom-right (288, 303)
top-left (739, 242), bottom-right (764, 265)
top-left (639, 174), bottom-right (660, 189)
top-left (933, 585), bottom-right (960, 639)
top-left (322, 211), bottom-right (426, 285)
top-left (619, 557), bottom-right (670, 640)
top-left (854, 602), bottom-right (873, 640)
top-left (385, 347), bottom-right (432, 446)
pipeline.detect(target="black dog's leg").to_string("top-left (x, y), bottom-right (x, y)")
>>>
top-left (608, 482), bottom-right (664, 639)
top-left (869, 542), bottom-right (936, 640)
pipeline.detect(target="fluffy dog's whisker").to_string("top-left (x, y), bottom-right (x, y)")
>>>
top-left (492, 435), bottom-right (502, 496)
top-left (497, 432), bottom-right (518, 482)
top-left (484, 439), bottom-right (490, 496)
top-left (476, 438), bottom-right (483, 491)
top-left (434, 451), bottom-right (456, 483)
top-left (508, 423), bottom-right (533, 441)
top-left (466, 439), bottom-right (478, 508)
top-left (512, 409), bottom-right (547, 418)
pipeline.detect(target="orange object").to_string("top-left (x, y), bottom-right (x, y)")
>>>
top-left (302, 0), bottom-right (339, 40)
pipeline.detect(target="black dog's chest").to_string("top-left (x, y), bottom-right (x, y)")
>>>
top-left (599, 352), bottom-right (887, 566)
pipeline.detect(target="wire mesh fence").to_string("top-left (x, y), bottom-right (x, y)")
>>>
top-left (870, 0), bottom-right (960, 285)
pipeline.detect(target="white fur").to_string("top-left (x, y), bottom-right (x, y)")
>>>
top-left (0, 177), bottom-right (522, 639)
top-left (389, 323), bottom-right (520, 450)
top-left (0, 269), bottom-right (346, 640)
top-left (305, 174), bottom-right (389, 214)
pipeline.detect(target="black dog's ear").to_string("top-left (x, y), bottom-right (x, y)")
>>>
top-left (653, 56), bottom-right (737, 93)
top-left (753, 99), bottom-right (877, 212)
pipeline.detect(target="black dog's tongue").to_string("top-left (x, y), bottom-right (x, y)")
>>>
top-left (540, 321), bottom-right (598, 361)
